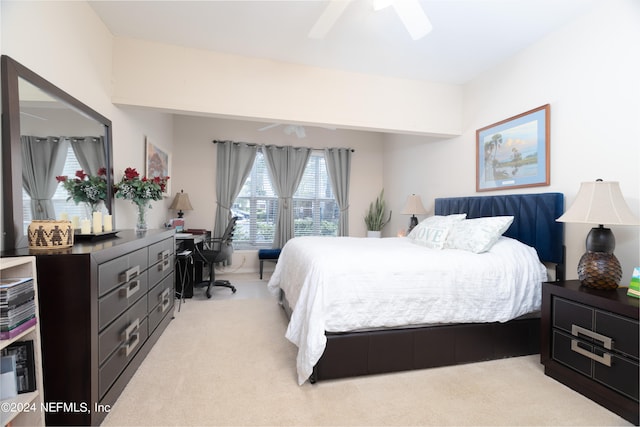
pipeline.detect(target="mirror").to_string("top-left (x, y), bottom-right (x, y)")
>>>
top-left (2, 55), bottom-right (114, 249)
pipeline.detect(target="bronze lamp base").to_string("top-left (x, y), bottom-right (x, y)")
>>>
top-left (578, 251), bottom-right (622, 290)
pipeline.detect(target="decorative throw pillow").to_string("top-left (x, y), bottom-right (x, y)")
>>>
top-left (407, 214), bottom-right (466, 249)
top-left (445, 216), bottom-right (514, 253)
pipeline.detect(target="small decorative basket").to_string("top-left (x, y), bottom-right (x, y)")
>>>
top-left (28, 220), bottom-right (74, 250)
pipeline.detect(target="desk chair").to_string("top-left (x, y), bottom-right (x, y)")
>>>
top-left (195, 217), bottom-right (238, 299)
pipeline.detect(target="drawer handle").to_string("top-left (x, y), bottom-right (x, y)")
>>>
top-left (158, 250), bottom-right (171, 272)
top-left (122, 318), bottom-right (140, 357)
top-left (160, 288), bottom-right (171, 313)
top-left (119, 279), bottom-right (141, 299)
top-left (571, 325), bottom-right (613, 350)
top-left (121, 265), bottom-right (140, 282)
top-left (571, 339), bottom-right (612, 367)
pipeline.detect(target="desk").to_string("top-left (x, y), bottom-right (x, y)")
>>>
top-left (175, 232), bottom-right (207, 298)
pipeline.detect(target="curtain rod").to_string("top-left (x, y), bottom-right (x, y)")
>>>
top-left (212, 140), bottom-right (354, 152)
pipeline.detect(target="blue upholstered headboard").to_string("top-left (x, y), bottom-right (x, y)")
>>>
top-left (434, 193), bottom-right (565, 267)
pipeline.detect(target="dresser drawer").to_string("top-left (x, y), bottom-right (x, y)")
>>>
top-left (98, 248), bottom-right (148, 297)
top-left (148, 273), bottom-right (174, 333)
top-left (98, 270), bottom-right (148, 330)
top-left (553, 330), bottom-right (639, 401)
top-left (149, 238), bottom-right (174, 266)
top-left (148, 252), bottom-right (174, 287)
top-left (98, 296), bottom-right (148, 366)
top-left (99, 316), bottom-right (149, 400)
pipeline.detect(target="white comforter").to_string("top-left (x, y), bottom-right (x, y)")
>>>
top-left (267, 236), bottom-right (547, 384)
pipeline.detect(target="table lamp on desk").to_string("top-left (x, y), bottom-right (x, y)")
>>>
top-left (169, 189), bottom-right (193, 231)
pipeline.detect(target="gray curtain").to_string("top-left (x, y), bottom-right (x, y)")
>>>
top-left (263, 145), bottom-right (311, 248)
top-left (324, 147), bottom-right (352, 236)
top-left (70, 136), bottom-right (106, 176)
top-left (214, 140), bottom-right (257, 239)
top-left (21, 136), bottom-right (69, 220)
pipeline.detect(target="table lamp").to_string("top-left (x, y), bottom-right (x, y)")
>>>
top-left (557, 179), bottom-right (639, 290)
top-left (169, 189), bottom-right (193, 218)
top-left (401, 194), bottom-right (427, 232)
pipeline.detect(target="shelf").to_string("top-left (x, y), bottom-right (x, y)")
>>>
top-left (0, 391), bottom-right (40, 426)
top-left (0, 256), bottom-right (44, 427)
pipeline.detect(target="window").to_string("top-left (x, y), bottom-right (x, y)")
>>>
top-left (22, 146), bottom-right (85, 227)
top-left (233, 150), bottom-right (338, 249)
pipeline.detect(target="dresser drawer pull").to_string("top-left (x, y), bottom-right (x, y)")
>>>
top-left (571, 325), bottom-right (613, 350)
top-left (158, 250), bottom-right (171, 272)
top-left (122, 318), bottom-right (140, 357)
top-left (571, 339), bottom-right (612, 366)
top-left (121, 265), bottom-right (140, 282)
top-left (119, 279), bottom-right (141, 299)
top-left (160, 288), bottom-right (171, 312)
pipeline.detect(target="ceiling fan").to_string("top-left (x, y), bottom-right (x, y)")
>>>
top-left (308, 0), bottom-right (432, 41)
top-left (258, 123), bottom-right (307, 138)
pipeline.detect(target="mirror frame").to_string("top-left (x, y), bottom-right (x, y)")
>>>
top-left (1, 55), bottom-right (114, 250)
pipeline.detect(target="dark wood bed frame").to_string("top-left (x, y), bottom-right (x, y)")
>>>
top-left (280, 193), bottom-right (565, 383)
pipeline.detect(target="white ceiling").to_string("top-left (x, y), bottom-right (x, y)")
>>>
top-left (88, 0), bottom-right (600, 85)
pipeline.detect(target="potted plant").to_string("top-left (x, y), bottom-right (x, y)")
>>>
top-left (364, 189), bottom-right (392, 237)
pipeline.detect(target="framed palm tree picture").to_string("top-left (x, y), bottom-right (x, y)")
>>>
top-left (476, 104), bottom-right (550, 192)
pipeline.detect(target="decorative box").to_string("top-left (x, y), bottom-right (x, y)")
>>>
top-left (27, 220), bottom-right (74, 249)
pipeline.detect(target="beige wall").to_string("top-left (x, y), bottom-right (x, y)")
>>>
top-left (111, 38), bottom-right (463, 137)
top-left (2, 0), bottom-right (638, 283)
top-left (382, 0), bottom-right (640, 283)
top-left (169, 115), bottom-right (384, 237)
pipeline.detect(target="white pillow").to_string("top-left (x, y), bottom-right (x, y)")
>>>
top-left (407, 214), bottom-right (466, 249)
top-left (445, 216), bottom-right (514, 253)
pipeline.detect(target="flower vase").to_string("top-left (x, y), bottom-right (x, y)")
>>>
top-left (84, 201), bottom-right (102, 218)
top-left (135, 203), bottom-right (148, 232)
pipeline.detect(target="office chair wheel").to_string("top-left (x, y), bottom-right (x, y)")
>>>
top-left (206, 287), bottom-right (212, 299)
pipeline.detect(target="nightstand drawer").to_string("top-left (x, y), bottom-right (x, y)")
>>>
top-left (552, 330), bottom-right (639, 401)
top-left (595, 311), bottom-right (639, 359)
top-left (553, 297), bottom-right (639, 359)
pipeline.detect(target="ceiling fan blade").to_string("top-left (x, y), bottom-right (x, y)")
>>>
top-left (308, 0), bottom-right (351, 39)
top-left (258, 123), bottom-right (281, 131)
top-left (392, 0), bottom-right (432, 40)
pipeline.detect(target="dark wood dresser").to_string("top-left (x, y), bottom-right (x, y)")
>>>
top-left (2, 229), bottom-right (175, 425)
top-left (541, 280), bottom-right (639, 425)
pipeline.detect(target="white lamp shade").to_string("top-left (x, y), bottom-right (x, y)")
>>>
top-left (557, 181), bottom-right (639, 225)
top-left (401, 194), bottom-right (427, 215)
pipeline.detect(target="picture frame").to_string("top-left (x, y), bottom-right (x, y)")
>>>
top-left (476, 104), bottom-right (550, 192)
top-left (145, 138), bottom-right (171, 196)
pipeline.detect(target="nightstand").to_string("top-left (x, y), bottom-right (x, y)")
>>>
top-left (541, 280), bottom-right (639, 425)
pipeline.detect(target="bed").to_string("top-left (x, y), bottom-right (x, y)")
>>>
top-left (268, 193), bottom-right (565, 385)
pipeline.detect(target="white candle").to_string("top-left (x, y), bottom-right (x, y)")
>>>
top-left (71, 215), bottom-right (80, 230)
top-left (80, 219), bottom-right (91, 234)
top-left (60, 212), bottom-right (69, 221)
top-left (92, 211), bottom-right (102, 234)
top-left (103, 214), bottom-right (113, 232)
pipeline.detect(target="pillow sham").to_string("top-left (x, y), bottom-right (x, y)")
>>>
top-left (445, 216), bottom-right (514, 253)
top-left (407, 214), bottom-right (466, 249)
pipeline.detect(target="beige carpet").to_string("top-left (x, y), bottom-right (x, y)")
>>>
top-left (102, 279), bottom-right (631, 426)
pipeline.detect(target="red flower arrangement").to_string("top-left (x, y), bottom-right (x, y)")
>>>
top-left (114, 167), bottom-right (169, 208)
top-left (56, 168), bottom-right (108, 212)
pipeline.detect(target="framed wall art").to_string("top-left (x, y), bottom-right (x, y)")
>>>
top-left (476, 104), bottom-right (550, 192)
top-left (145, 138), bottom-right (171, 196)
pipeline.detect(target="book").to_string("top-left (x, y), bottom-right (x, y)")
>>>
top-left (0, 317), bottom-right (37, 340)
top-left (1, 340), bottom-right (36, 393)
top-left (628, 267), bottom-right (640, 299)
top-left (0, 354), bottom-right (18, 399)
